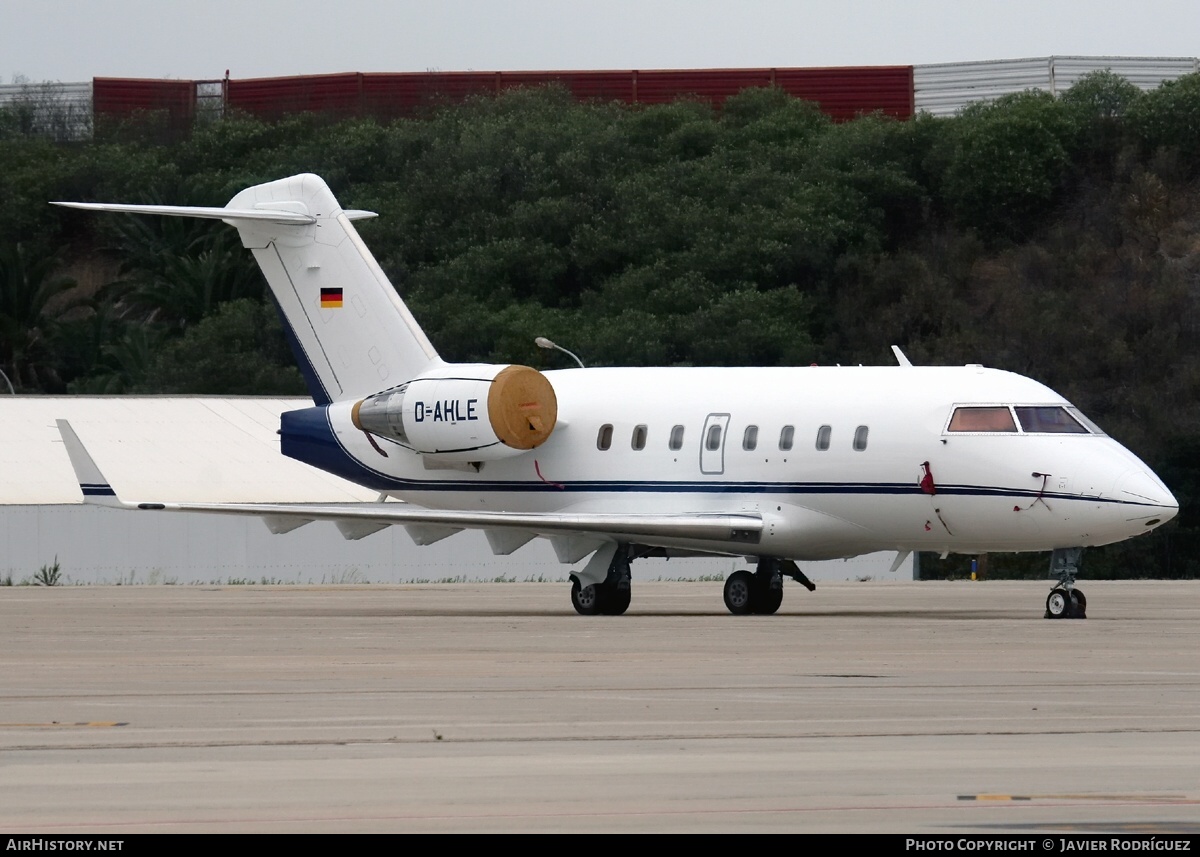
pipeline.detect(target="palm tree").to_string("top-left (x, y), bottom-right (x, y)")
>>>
top-left (0, 242), bottom-right (82, 391)
top-left (104, 183), bottom-right (264, 330)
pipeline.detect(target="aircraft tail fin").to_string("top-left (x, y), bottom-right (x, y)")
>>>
top-left (54, 174), bottom-right (442, 404)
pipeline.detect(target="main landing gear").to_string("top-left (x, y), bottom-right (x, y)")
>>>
top-left (1045, 547), bottom-right (1087, 619)
top-left (568, 550), bottom-right (817, 617)
top-left (570, 545), bottom-right (632, 616)
top-left (722, 558), bottom-right (815, 615)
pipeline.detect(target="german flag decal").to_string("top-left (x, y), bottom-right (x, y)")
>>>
top-left (320, 287), bottom-right (343, 308)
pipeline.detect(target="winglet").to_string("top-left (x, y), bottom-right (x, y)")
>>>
top-left (56, 420), bottom-right (128, 509)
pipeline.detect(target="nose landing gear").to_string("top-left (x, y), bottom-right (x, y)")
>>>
top-left (1045, 547), bottom-right (1087, 619)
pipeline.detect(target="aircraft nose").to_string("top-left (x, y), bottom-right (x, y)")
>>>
top-left (1116, 468), bottom-right (1179, 527)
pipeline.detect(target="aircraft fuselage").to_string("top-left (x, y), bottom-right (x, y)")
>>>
top-left (281, 363), bottom-right (1174, 561)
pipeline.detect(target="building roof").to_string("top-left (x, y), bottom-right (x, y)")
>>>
top-left (0, 397), bottom-right (376, 504)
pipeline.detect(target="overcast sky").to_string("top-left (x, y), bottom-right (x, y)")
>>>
top-left (3, 0), bottom-right (1198, 84)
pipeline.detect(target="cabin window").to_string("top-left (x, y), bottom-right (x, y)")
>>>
top-left (597, 424), bottom-right (613, 450)
top-left (632, 424), bottom-right (648, 450)
top-left (947, 406), bottom-right (1017, 433)
top-left (815, 425), bottom-right (831, 451)
top-left (706, 424), bottom-right (723, 451)
top-left (853, 425), bottom-right (869, 451)
top-left (669, 425), bottom-right (685, 450)
top-left (779, 425), bottom-right (794, 451)
top-left (1015, 407), bottom-right (1088, 434)
top-left (743, 425), bottom-right (758, 451)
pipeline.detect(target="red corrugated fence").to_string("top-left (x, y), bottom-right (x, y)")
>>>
top-left (94, 66), bottom-right (915, 130)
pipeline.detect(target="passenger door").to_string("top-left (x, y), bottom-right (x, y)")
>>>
top-left (700, 413), bottom-right (730, 475)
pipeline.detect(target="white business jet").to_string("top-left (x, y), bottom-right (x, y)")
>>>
top-left (53, 174), bottom-right (1178, 618)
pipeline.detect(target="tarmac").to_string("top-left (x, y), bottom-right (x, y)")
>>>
top-left (1, 580), bottom-right (1198, 834)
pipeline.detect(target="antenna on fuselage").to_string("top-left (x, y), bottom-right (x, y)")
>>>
top-left (891, 345), bottom-right (913, 367)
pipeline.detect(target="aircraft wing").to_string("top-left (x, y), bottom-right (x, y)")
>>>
top-left (56, 420), bottom-right (761, 558)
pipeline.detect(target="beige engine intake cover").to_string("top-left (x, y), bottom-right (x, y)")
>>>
top-left (487, 365), bottom-right (558, 450)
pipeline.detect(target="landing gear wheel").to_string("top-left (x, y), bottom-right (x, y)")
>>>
top-left (1046, 547), bottom-right (1085, 619)
top-left (601, 584), bottom-right (631, 616)
top-left (571, 577), bottom-right (604, 616)
top-left (753, 570), bottom-right (783, 615)
top-left (1045, 587), bottom-right (1071, 619)
top-left (1070, 588), bottom-right (1087, 619)
top-left (723, 570), bottom-right (755, 615)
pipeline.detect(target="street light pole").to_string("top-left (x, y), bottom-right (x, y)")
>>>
top-left (534, 337), bottom-right (585, 369)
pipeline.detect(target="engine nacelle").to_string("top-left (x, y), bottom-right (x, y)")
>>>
top-left (351, 364), bottom-right (557, 461)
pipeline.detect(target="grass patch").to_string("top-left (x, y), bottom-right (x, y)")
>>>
top-left (34, 557), bottom-right (62, 587)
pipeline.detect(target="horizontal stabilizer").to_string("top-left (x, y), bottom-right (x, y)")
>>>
top-left (52, 201), bottom-right (317, 224)
top-left (52, 200), bottom-right (381, 225)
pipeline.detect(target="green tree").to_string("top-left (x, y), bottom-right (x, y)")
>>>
top-left (0, 242), bottom-right (83, 390)
top-left (135, 299), bottom-right (305, 395)
top-left (1060, 70), bottom-right (1143, 173)
top-left (1128, 71), bottom-right (1200, 169)
top-left (937, 90), bottom-right (1076, 240)
top-left (68, 322), bottom-right (168, 394)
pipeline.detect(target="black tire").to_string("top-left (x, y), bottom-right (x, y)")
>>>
top-left (1045, 587), bottom-right (1071, 619)
top-left (723, 570), bottom-right (755, 615)
top-left (753, 571), bottom-right (783, 615)
top-left (570, 577), bottom-right (604, 616)
top-left (1070, 588), bottom-right (1087, 619)
top-left (601, 584), bottom-right (631, 616)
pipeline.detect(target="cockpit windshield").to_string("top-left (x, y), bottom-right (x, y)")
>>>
top-left (947, 407), bottom-right (1017, 433)
top-left (1066, 407), bottom-right (1107, 436)
top-left (1014, 406), bottom-right (1087, 434)
top-left (947, 405), bottom-right (1100, 435)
